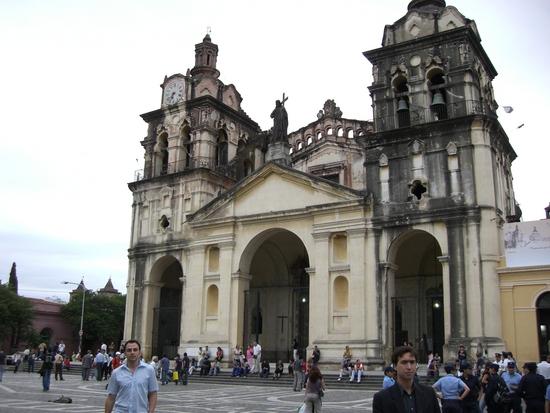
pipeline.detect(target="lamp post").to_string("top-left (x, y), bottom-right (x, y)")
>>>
top-left (61, 278), bottom-right (86, 356)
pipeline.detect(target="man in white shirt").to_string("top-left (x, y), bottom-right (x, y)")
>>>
top-left (252, 341), bottom-right (262, 374)
top-left (537, 354), bottom-right (550, 382)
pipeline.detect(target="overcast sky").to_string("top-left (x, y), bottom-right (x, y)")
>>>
top-left (1, 0), bottom-right (548, 301)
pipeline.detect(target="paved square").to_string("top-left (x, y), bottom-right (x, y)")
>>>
top-left (0, 373), bottom-right (374, 412)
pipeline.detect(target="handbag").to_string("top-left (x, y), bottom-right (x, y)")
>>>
top-left (297, 403), bottom-right (307, 413)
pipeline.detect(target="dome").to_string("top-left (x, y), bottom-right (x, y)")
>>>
top-left (408, 0), bottom-right (446, 11)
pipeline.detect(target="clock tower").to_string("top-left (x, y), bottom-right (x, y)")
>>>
top-left (126, 35), bottom-right (262, 357)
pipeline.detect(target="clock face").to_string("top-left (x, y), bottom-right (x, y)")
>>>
top-left (163, 80), bottom-right (185, 105)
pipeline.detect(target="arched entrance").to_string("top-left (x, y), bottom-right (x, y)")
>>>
top-left (537, 292), bottom-right (550, 359)
top-left (390, 230), bottom-right (444, 362)
top-left (150, 256), bottom-right (183, 358)
top-left (241, 229), bottom-right (310, 362)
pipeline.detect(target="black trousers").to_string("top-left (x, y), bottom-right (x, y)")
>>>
top-left (504, 396), bottom-right (523, 413)
top-left (525, 399), bottom-right (544, 413)
top-left (441, 399), bottom-right (462, 413)
top-left (462, 401), bottom-right (481, 413)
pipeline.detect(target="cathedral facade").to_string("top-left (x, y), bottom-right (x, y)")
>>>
top-left (124, 0), bottom-right (517, 365)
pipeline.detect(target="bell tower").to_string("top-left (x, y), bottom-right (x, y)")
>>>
top-left (361, 1), bottom-right (517, 359)
top-left (190, 34), bottom-right (220, 78)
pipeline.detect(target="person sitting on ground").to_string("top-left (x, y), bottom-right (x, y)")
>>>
top-left (260, 359), bottom-right (270, 378)
top-left (274, 360), bottom-right (284, 380)
top-left (188, 357), bottom-right (197, 376)
top-left (383, 366), bottom-right (396, 389)
top-left (350, 359), bottom-right (365, 383)
top-left (200, 355), bottom-right (210, 376)
top-left (337, 345), bottom-right (352, 381)
top-left (232, 358), bottom-right (242, 377)
top-left (208, 359), bottom-right (219, 376)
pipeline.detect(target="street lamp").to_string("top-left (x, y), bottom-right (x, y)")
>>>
top-left (61, 277), bottom-right (87, 355)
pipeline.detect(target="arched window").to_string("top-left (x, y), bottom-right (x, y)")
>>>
top-left (326, 127), bottom-right (333, 136)
top-left (243, 159), bottom-right (253, 177)
top-left (427, 70), bottom-right (447, 120)
top-left (337, 127), bottom-right (344, 137)
top-left (332, 233), bottom-right (347, 263)
top-left (157, 132), bottom-right (169, 175)
top-left (307, 135), bottom-right (313, 145)
top-left (216, 130), bottom-right (228, 166)
top-left (206, 284), bottom-right (219, 316)
top-left (297, 141), bottom-right (303, 150)
top-left (289, 146), bottom-right (294, 155)
top-left (316, 131), bottom-right (323, 140)
top-left (394, 76), bottom-right (411, 127)
top-left (208, 246), bottom-right (220, 273)
top-left (347, 129), bottom-right (354, 139)
top-left (333, 276), bottom-right (349, 312)
top-left (181, 124), bottom-right (192, 169)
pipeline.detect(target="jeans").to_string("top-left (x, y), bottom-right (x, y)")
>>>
top-left (293, 371), bottom-right (304, 391)
top-left (42, 370), bottom-right (51, 390)
top-left (350, 370), bottom-right (363, 382)
top-left (0, 365), bottom-right (4, 381)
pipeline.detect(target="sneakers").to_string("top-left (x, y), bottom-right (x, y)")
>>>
top-left (337, 377), bottom-right (341, 381)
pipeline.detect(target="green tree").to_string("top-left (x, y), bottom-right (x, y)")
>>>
top-left (0, 284), bottom-right (34, 350)
top-left (8, 262), bottom-right (18, 294)
top-left (61, 291), bottom-right (126, 353)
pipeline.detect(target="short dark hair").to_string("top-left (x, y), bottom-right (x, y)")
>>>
top-left (124, 340), bottom-right (141, 352)
top-left (391, 346), bottom-right (417, 365)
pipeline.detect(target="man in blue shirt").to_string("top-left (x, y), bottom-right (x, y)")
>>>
top-left (433, 363), bottom-right (470, 413)
top-left (105, 340), bottom-right (158, 413)
top-left (502, 362), bottom-right (522, 413)
top-left (383, 366), bottom-right (396, 389)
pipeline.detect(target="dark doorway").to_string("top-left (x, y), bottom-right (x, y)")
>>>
top-left (392, 231), bottom-right (444, 363)
top-left (242, 230), bottom-right (309, 363)
top-left (537, 292), bottom-right (550, 359)
top-left (151, 258), bottom-right (182, 358)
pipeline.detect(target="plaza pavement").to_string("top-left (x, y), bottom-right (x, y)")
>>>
top-left (0, 371), bottom-right (375, 412)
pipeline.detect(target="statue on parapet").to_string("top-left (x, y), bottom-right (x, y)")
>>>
top-left (270, 93), bottom-right (288, 143)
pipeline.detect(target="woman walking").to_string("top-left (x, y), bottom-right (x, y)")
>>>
top-left (303, 366), bottom-right (325, 413)
top-left (39, 354), bottom-right (53, 391)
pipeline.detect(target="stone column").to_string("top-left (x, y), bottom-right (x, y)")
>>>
top-left (465, 218), bottom-right (483, 338)
top-left (446, 220), bottom-right (467, 338)
top-left (177, 275), bottom-right (187, 356)
top-left (181, 245), bottom-right (205, 348)
top-left (437, 255), bottom-right (451, 359)
top-left (365, 229), bottom-right (382, 361)
top-left (230, 271), bottom-right (251, 348)
top-left (348, 229), bottom-right (366, 340)
top-left (311, 232), bottom-right (330, 340)
top-left (140, 280), bottom-right (163, 360)
top-left (380, 261), bottom-right (398, 361)
top-left (218, 241), bottom-right (235, 345)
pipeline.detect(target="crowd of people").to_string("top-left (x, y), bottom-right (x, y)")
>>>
top-left (371, 344), bottom-right (550, 413)
top-left (8, 338), bottom-right (550, 413)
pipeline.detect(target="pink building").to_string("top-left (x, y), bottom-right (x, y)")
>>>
top-left (28, 298), bottom-right (77, 354)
